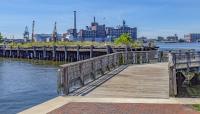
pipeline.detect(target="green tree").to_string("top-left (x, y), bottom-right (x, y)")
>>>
top-left (0, 32), bottom-right (3, 43)
top-left (114, 33), bottom-right (133, 46)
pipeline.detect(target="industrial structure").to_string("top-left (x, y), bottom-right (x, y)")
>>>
top-left (23, 26), bottom-right (29, 42)
top-left (184, 33), bottom-right (200, 42)
top-left (63, 11), bottom-right (137, 42)
top-left (22, 11), bottom-right (137, 43)
top-left (51, 22), bottom-right (58, 42)
top-left (31, 20), bottom-right (35, 42)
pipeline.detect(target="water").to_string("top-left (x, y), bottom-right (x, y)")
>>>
top-left (0, 43), bottom-right (199, 114)
top-left (0, 58), bottom-right (64, 114)
top-left (157, 42), bottom-right (200, 51)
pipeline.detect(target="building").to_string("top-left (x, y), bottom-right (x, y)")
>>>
top-left (166, 34), bottom-right (178, 42)
top-left (137, 37), bottom-right (148, 43)
top-left (184, 33), bottom-right (200, 42)
top-left (3, 38), bottom-right (24, 43)
top-left (64, 11), bottom-right (77, 41)
top-left (34, 34), bottom-right (62, 42)
top-left (78, 17), bottom-right (107, 42)
top-left (157, 36), bottom-right (165, 42)
top-left (106, 20), bottom-right (137, 41)
top-left (64, 11), bottom-right (137, 42)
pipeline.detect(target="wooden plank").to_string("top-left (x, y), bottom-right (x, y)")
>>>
top-left (86, 63), bottom-right (169, 98)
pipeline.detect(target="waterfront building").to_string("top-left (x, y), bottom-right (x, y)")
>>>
top-left (78, 17), bottom-right (107, 42)
top-left (3, 38), bottom-right (24, 43)
top-left (137, 37), bottom-right (148, 43)
top-left (184, 33), bottom-right (200, 42)
top-left (166, 34), bottom-right (178, 42)
top-left (34, 34), bottom-right (62, 42)
top-left (106, 20), bottom-right (137, 41)
top-left (157, 36), bottom-right (165, 42)
top-left (64, 11), bottom-right (78, 41)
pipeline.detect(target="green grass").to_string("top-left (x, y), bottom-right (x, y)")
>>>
top-left (8, 41), bottom-right (116, 48)
top-left (8, 41), bottom-right (143, 48)
top-left (193, 104), bottom-right (200, 111)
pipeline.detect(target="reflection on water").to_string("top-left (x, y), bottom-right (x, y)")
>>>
top-left (0, 58), bottom-right (65, 114)
top-left (157, 43), bottom-right (200, 51)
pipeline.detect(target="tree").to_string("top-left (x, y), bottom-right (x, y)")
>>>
top-left (114, 33), bottom-right (133, 46)
top-left (0, 32), bottom-right (3, 43)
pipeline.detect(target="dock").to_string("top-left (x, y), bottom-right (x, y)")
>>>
top-left (87, 63), bottom-right (169, 98)
top-left (18, 50), bottom-right (200, 114)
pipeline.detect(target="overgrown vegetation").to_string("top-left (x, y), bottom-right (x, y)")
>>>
top-left (114, 33), bottom-right (142, 48)
top-left (8, 41), bottom-right (114, 48)
top-left (193, 104), bottom-right (200, 111)
top-left (7, 33), bottom-right (142, 48)
top-left (0, 32), bottom-right (3, 43)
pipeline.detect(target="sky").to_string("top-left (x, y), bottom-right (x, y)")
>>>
top-left (0, 0), bottom-right (200, 39)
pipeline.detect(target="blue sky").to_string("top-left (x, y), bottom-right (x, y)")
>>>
top-left (1, 0), bottom-right (200, 39)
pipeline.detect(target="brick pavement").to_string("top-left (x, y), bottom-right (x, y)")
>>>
top-left (48, 102), bottom-right (200, 114)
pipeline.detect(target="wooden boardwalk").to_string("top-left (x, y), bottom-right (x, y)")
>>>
top-left (86, 63), bottom-right (169, 98)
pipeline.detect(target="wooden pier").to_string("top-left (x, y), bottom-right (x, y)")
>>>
top-left (86, 63), bottom-right (169, 98)
top-left (57, 51), bottom-right (169, 97)
top-left (58, 50), bottom-right (200, 98)
top-left (0, 45), bottom-right (158, 62)
top-left (169, 51), bottom-right (200, 96)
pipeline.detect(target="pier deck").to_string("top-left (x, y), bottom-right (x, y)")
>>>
top-left (86, 63), bottom-right (169, 98)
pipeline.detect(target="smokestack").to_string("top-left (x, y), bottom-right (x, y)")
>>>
top-left (32, 20), bottom-right (35, 42)
top-left (94, 16), bottom-right (96, 23)
top-left (74, 11), bottom-right (77, 30)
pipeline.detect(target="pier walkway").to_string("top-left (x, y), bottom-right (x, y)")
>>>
top-left (86, 63), bottom-right (169, 98)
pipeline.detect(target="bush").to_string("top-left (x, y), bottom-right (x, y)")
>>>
top-left (114, 33), bottom-right (142, 48)
top-left (0, 33), bottom-right (3, 43)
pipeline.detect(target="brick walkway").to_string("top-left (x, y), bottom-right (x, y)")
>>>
top-left (48, 103), bottom-right (200, 114)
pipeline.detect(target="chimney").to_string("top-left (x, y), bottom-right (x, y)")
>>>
top-left (74, 11), bottom-right (77, 30)
top-left (32, 20), bottom-right (35, 42)
top-left (94, 16), bottom-right (96, 23)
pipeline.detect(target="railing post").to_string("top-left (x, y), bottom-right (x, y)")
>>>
top-left (168, 52), bottom-right (177, 96)
top-left (146, 52), bottom-right (149, 63)
top-left (186, 51), bottom-right (190, 72)
top-left (100, 58), bottom-right (104, 75)
top-left (79, 63), bottom-right (84, 86)
top-left (58, 67), bottom-right (69, 95)
top-left (133, 52), bottom-right (136, 64)
top-left (140, 52), bottom-right (143, 64)
top-left (91, 60), bottom-right (95, 80)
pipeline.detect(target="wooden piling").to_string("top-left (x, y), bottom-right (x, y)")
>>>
top-left (90, 45), bottom-right (94, 58)
top-left (77, 45), bottom-right (80, 61)
top-left (64, 46), bottom-right (68, 61)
